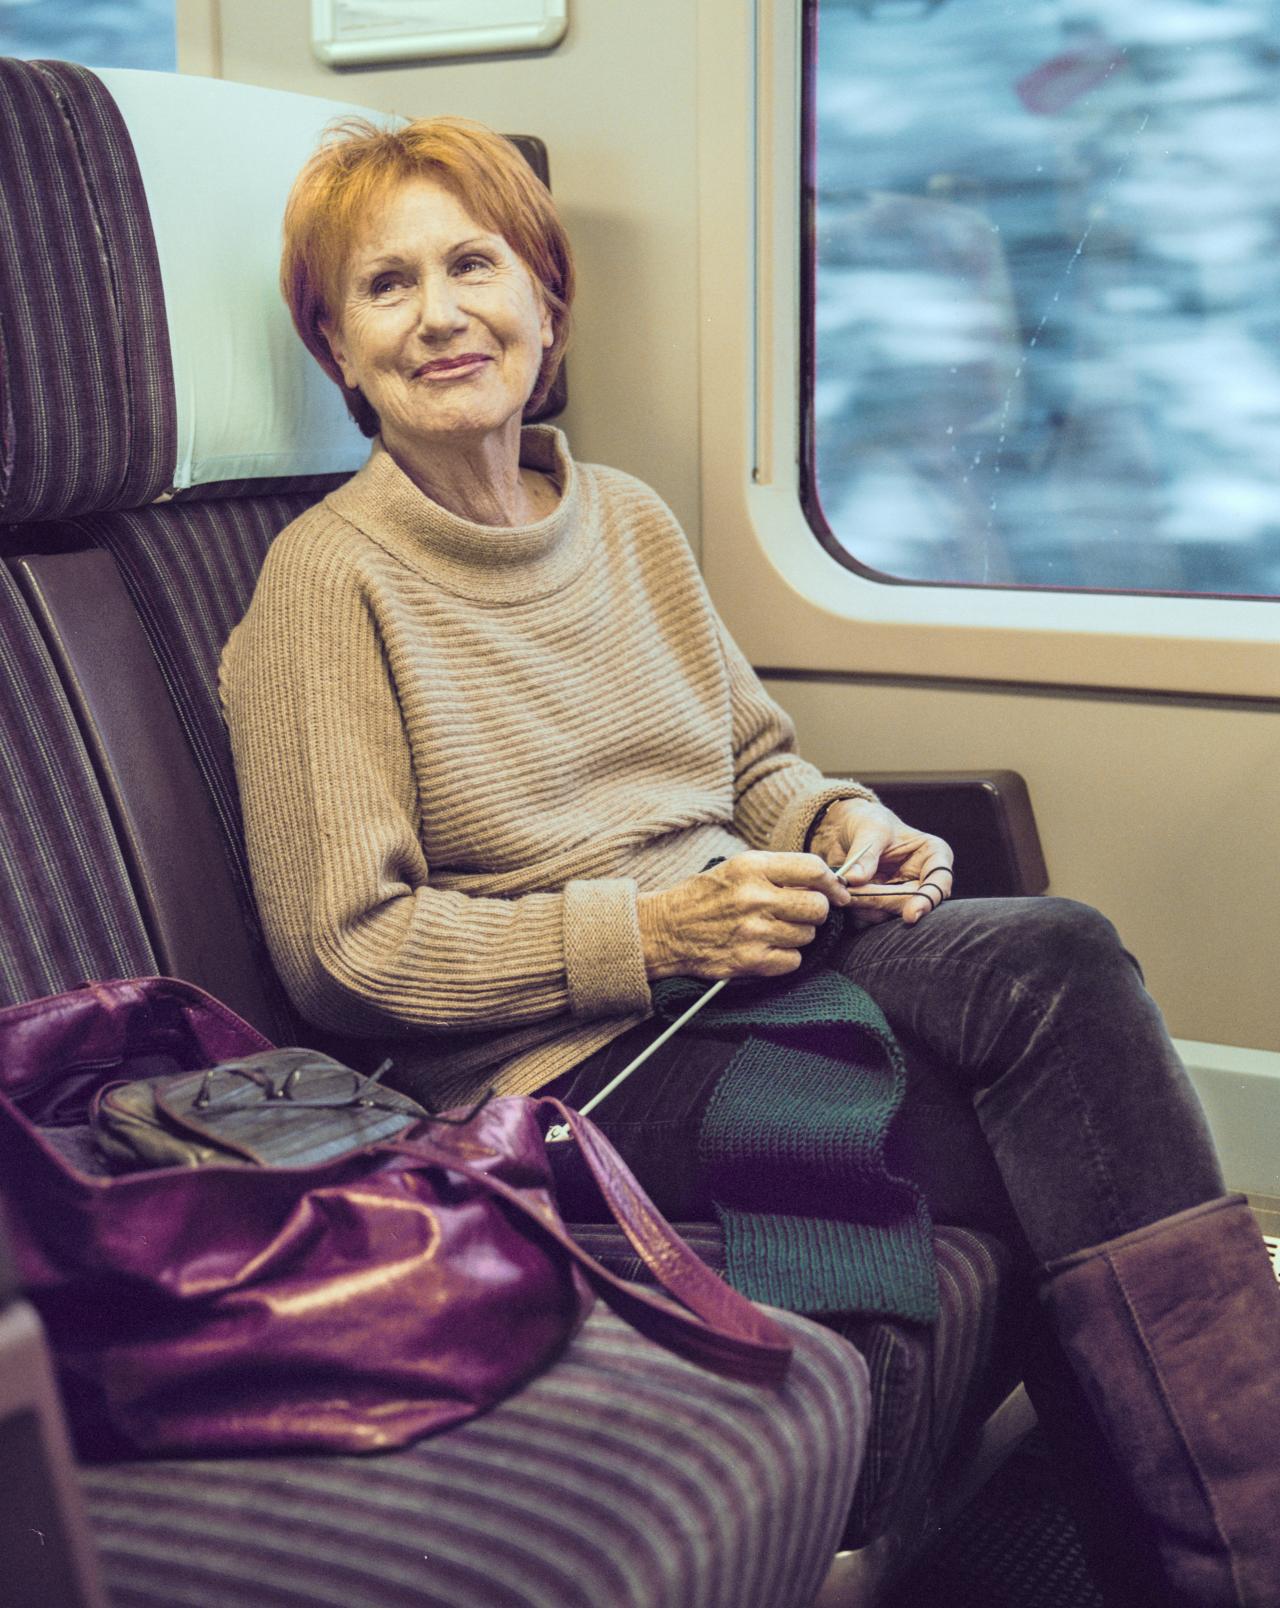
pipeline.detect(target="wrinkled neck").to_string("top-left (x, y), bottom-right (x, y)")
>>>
top-left (382, 416), bottom-right (537, 526)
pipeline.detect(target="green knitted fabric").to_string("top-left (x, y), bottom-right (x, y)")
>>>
top-left (652, 934), bottom-right (938, 1325)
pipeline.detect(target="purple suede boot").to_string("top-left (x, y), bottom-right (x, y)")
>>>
top-left (1041, 1194), bottom-right (1280, 1608)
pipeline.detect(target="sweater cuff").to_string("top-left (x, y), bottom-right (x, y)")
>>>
top-left (769, 782), bottom-right (880, 856)
top-left (562, 878), bottom-right (653, 1019)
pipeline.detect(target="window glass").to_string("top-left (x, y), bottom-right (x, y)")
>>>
top-left (807, 0), bottom-right (1280, 598)
top-left (0, 0), bottom-right (176, 71)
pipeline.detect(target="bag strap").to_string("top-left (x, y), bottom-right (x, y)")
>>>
top-left (537, 1097), bottom-right (788, 1338)
top-left (391, 1101), bottom-right (792, 1386)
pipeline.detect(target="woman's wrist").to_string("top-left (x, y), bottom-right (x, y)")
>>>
top-left (637, 891), bottom-right (680, 980)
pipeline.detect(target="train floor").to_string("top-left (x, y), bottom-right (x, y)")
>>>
top-left (884, 1432), bottom-right (1103, 1608)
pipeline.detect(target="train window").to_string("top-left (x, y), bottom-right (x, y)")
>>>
top-left (0, 0), bottom-right (176, 71)
top-left (806, 0), bottom-right (1280, 600)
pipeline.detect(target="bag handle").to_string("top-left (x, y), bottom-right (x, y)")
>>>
top-left (392, 1101), bottom-right (792, 1386)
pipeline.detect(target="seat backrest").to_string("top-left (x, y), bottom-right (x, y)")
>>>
top-left (0, 59), bottom-right (370, 1034)
top-left (0, 61), bottom-right (388, 1037)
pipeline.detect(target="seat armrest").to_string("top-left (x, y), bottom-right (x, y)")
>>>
top-left (855, 770), bottom-right (1048, 898)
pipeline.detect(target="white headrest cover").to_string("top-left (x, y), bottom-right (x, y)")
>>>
top-left (99, 70), bottom-right (399, 489)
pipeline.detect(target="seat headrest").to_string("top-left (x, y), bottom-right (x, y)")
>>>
top-left (0, 59), bottom-right (389, 524)
top-left (99, 68), bottom-right (387, 495)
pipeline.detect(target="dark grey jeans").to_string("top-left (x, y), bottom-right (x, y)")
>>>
top-left (547, 897), bottom-right (1225, 1267)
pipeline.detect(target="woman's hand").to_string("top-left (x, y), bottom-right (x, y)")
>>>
top-left (637, 853), bottom-right (853, 981)
top-left (809, 798), bottom-right (954, 928)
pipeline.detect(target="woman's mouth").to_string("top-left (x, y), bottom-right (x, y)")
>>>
top-left (414, 354), bottom-right (491, 381)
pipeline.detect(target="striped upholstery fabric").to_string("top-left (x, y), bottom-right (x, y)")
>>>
top-left (0, 59), bottom-right (175, 524)
top-left (834, 1227), bottom-right (1013, 1547)
top-left (81, 1306), bottom-right (867, 1608)
top-left (570, 1220), bottom-right (1014, 1551)
top-left (922, 1230), bottom-right (1013, 1469)
top-left (0, 567), bottom-right (157, 1005)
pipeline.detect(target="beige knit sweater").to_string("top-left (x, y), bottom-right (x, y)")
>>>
top-left (220, 426), bottom-right (873, 1106)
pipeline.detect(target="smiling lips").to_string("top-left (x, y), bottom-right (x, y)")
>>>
top-left (414, 353), bottom-right (491, 380)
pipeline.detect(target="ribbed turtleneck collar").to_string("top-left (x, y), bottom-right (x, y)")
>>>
top-left (325, 426), bottom-right (589, 604)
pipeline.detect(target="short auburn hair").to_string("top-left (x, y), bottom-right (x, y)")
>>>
top-left (281, 115), bottom-right (574, 435)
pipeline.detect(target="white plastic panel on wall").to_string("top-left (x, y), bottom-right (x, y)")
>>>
top-left (312, 0), bottom-right (567, 66)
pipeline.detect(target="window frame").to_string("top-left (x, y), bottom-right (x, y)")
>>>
top-left (695, 0), bottom-right (1280, 699)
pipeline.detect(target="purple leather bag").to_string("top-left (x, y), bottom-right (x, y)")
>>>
top-left (0, 977), bottom-right (792, 1458)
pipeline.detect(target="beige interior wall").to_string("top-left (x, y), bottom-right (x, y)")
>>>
top-left (182, 0), bottom-right (702, 541)
top-left (183, 0), bottom-right (1278, 1053)
top-left (766, 674), bottom-right (1280, 1052)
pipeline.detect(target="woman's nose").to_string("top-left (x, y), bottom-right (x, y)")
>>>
top-left (414, 272), bottom-right (467, 338)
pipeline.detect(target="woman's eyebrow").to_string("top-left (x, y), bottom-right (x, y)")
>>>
top-left (354, 235), bottom-right (502, 272)
top-left (352, 251), bottom-right (407, 275)
top-left (450, 234), bottom-right (504, 253)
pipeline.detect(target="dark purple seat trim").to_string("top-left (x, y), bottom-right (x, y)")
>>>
top-left (10, 549), bottom-right (284, 1040)
top-left (0, 563), bottom-right (157, 1005)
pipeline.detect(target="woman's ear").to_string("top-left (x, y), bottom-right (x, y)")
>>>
top-left (539, 301), bottom-right (554, 352)
top-left (320, 318), bottom-right (357, 389)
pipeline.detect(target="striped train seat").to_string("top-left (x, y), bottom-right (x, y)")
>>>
top-left (0, 54), bottom-right (1025, 1606)
top-left (0, 561), bottom-right (866, 1608)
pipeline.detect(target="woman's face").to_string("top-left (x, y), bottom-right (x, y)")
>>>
top-left (324, 177), bottom-right (553, 459)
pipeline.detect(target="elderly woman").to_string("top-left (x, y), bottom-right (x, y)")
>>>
top-left (220, 116), bottom-right (1279, 1607)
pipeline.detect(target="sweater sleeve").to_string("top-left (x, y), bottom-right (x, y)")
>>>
top-left (220, 539), bottom-right (651, 1039)
top-left (716, 618), bottom-right (878, 853)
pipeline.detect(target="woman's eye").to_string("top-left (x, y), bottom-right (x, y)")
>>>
top-left (454, 255), bottom-right (493, 276)
top-left (369, 274), bottom-right (404, 297)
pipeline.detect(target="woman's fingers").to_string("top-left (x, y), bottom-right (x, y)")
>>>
top-left (746, 851), bottom-right (852, 906)
top-left (647, 845), bottom-right (959, 980)
top-left (900, 856), bottom-right (954, 925)
top-left (759, 916), bottom-right (818, 949)
top-left (769, 888), bottom-right (835, 925)
top-left (641, 854), bottom-right (842, 979)
top-left (844, 885), bottom-right (920, 918)
top-left (849, 905), bottom-right (896, 928)
top-left (840, 859), bottom-right (954, 926)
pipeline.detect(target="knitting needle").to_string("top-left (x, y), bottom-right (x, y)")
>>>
top-left (548, 849), bottom-right (893, 1143)
top-left (547, 862), bottom-right (895, 1145)
top-left (545, 853), bottom-right (928, 1144)
top-left (834, 847), bottom-right (925, 897)
top-left (834, 847), bottom-right (864, 882)
top-left (544, 978), bottom-right (729, 1143)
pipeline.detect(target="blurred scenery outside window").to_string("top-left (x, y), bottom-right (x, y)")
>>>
top-left (808, 0), bottom-right (1280, 597)
top-left (0, 0), bottom-right (175, 70)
